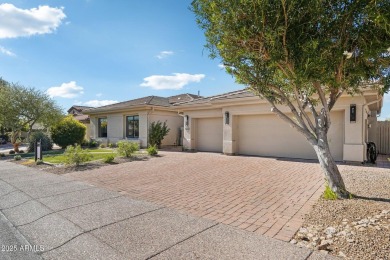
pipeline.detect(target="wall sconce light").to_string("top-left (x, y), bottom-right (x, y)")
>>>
top-left (185, 115), bottom-right (189, 126)
top-left (225, 111), bottom-right (230, 125)
top-left (350, 104), bottom-right (356, 122)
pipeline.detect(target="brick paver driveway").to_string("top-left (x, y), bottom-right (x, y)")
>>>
top-left (67, 152), bottom-right (324, 241)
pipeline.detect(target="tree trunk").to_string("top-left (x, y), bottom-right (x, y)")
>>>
top-left (313, 138), bottom-right (350, 199)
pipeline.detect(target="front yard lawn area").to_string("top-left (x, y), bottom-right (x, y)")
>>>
top-left (43, 148), bottom-right (116, 164)
top-left (43, 151), bottom-right (116, 163)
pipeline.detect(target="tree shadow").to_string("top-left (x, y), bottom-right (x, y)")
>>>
top-left (352, 194), bottom-right (390, 203)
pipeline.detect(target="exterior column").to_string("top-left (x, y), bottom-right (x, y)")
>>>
top-left (343, 104), bottom-right (366, 162)
top-left (223, 111), bottom-right (237, 155)
top-left (183, 116), bottom-right (196, 151)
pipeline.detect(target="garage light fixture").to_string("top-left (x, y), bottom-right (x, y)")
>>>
top-left (225, 111), bottom-right (230, 125)
top-left (350, 104), bottom-right (356, 122)
top-left (185, 115), bottom-right (189, 126)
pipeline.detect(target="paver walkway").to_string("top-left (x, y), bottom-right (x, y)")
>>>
top-left (0, 160), bottom-right (335, 260)
top-left (67, 152), bottom-right (325, 241)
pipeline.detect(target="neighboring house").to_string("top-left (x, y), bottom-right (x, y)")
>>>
top-left (67, 105), bottom-right (93, 140)
top-left (174, 88), bottom-right (383, 162)
top-left (84, 94), bottom-right (201, 148)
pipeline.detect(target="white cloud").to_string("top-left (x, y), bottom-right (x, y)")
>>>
top-left (0, 3), bottom-right (66, 39)
top-left (47, 81), bottom-right (84, 98)
top-left (83, 100), bottom-right (118, 107)
top-left (156, 50), bottom-right (174, 59)
top-left (0, 45), bottom-right (15, 56)
top-left (218, 64), bottom-right (225, 69)
top-left (140, 73), bottom-right (205, 90)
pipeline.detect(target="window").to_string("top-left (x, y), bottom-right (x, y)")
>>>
top-left (98, 118), bottom-right (107, 137)
top-left (126, 116), bottom-right (139, 138)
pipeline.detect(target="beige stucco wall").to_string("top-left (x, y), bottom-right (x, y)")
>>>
top-left (149, 112), bottom-right (183, 146)
top-left (88, 109), bottom-right (182, 148)
top-left (182, 95), bottom-right (375, 162)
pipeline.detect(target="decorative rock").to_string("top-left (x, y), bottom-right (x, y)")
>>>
top-left (347, 238), bottom-right (354, 243)
top-left (339, 251), bottom-right (347, 258)
top-left (325, 226), bottom-right (336, 235)
top-left (290, 239), bottom-right (297, 244)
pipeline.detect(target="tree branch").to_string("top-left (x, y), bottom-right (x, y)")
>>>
top-left (265, 97), bottom-right (317, 144)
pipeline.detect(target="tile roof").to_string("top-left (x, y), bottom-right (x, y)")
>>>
top-left (67, 105), bottom-right (93, 114)
top-left (83, 93), bottom-right (202, 113)
top-left (73, 114), bottom-right (90, 122)
top-left (173, 89), bottom-right (255, 106)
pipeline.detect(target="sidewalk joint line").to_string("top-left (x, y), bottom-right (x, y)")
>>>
top-left (146, 223), bottom-right (220, 259)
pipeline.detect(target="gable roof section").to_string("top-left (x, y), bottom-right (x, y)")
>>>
top-left (174, 89), bottom-right (254, 106)
top-left (168, 93), bottom-right (201, 104)
top-left (84, 93), bottom-right (202, 114)
top-left (67, 105), bottom-right (93, 114)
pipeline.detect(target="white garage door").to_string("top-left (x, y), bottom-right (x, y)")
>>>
top-left (238, 111), bottom-right (344, 160)
top-left (197, 117), bottom-right (223, 152)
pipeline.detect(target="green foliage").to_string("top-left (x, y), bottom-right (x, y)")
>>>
top-left (9, 150), bottom-right (15, 155)
top-left (323, 184), bottom-right (338, 200)
top-left (108, 143), bottom-right (116, 148)
top-left (0, 153), bottom-right (5, 157)
top-left (14, 155), bottom-right (21, 161)
top-left (36, 159), bottom-right (44, 165)
top-left (147, 144), bottom-right (158, 156)
top-left (100, 144), bottom-right (106, 148)
top-left (63, 145), bottom-right (92, 166)
top-left (148, 121), bottom-right (170, 147)
top-left (51, 116), bottom-right (86, 149)
top-left (0, 134), bottom-right (9, 142)
top-left (117, 141), bottom-right (139, 157)
top-left (103, 154), bottom-right (115, 163)
top-left (0, 79), bottom-right (64, 140)
top-left (88, 140), bottom-right (98, 148)
top-left (192, 0), bottom-right (390, 98)
top-left (27, 131), bottom-right (53, 152)
top-left (18, 150), bottom-right (24, 154)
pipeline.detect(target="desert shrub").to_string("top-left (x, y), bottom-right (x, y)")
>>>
top-left (103, 154), bottom-right (115, 163)
top-left (28, 131), bottom-right (53, 152)
top-left (18, 150), bottom-right (24, 154)
top-left (100, 144), bottom-right (106, 148)
top-left (36, 159), bottom-right (44, 165)
top-left (9, 150), bottom-right (15, 154)
top-left (81, 139), bottom-right (89, 147)
top-left (0, 153), bottom-right (5, 157)
top-left (63, 145), bottom-right (92, 166)
top-left (117, 141), bottom-right (139, 157)
top-left (147, 145), bottom-right (158, 156)
top-left (51, 116), bottom-right (86, 149)
top-left (323, 184), bottom-right (338, 200)
top-left (14, 155), bottom-right (21, 161)
top-left (88, 140), bottom-right (98, 148)
top-left (148, 121), bottom-right (170, 148)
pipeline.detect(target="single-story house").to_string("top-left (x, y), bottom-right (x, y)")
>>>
top-left (174, 88), bottom-right (383, 162)
top-left (83, 94), bottom-right (201, 147)
top-left (67, 105), bottom-right (93, 140)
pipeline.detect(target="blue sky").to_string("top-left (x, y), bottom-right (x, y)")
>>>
top-left (0, 0), bottom-right (241, 110)
top-left (0, 0), bottom-right (388, 119)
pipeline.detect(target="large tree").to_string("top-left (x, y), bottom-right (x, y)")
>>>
top-left (0, 79), bottom-right (64, 150)
top-left (192, 0), bottom-right (390, 198)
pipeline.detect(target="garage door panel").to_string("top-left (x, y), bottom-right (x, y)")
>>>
top-left (197, 118), bottom-right (223, 152)
top-left (238, 112), bottom-right (343, 160)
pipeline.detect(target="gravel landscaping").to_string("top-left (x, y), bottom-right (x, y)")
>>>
top-left (292, 165), bottom-right (390, 260)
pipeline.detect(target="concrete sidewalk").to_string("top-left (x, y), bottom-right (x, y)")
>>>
top-left (0, 161), bottom-right (335, 260)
